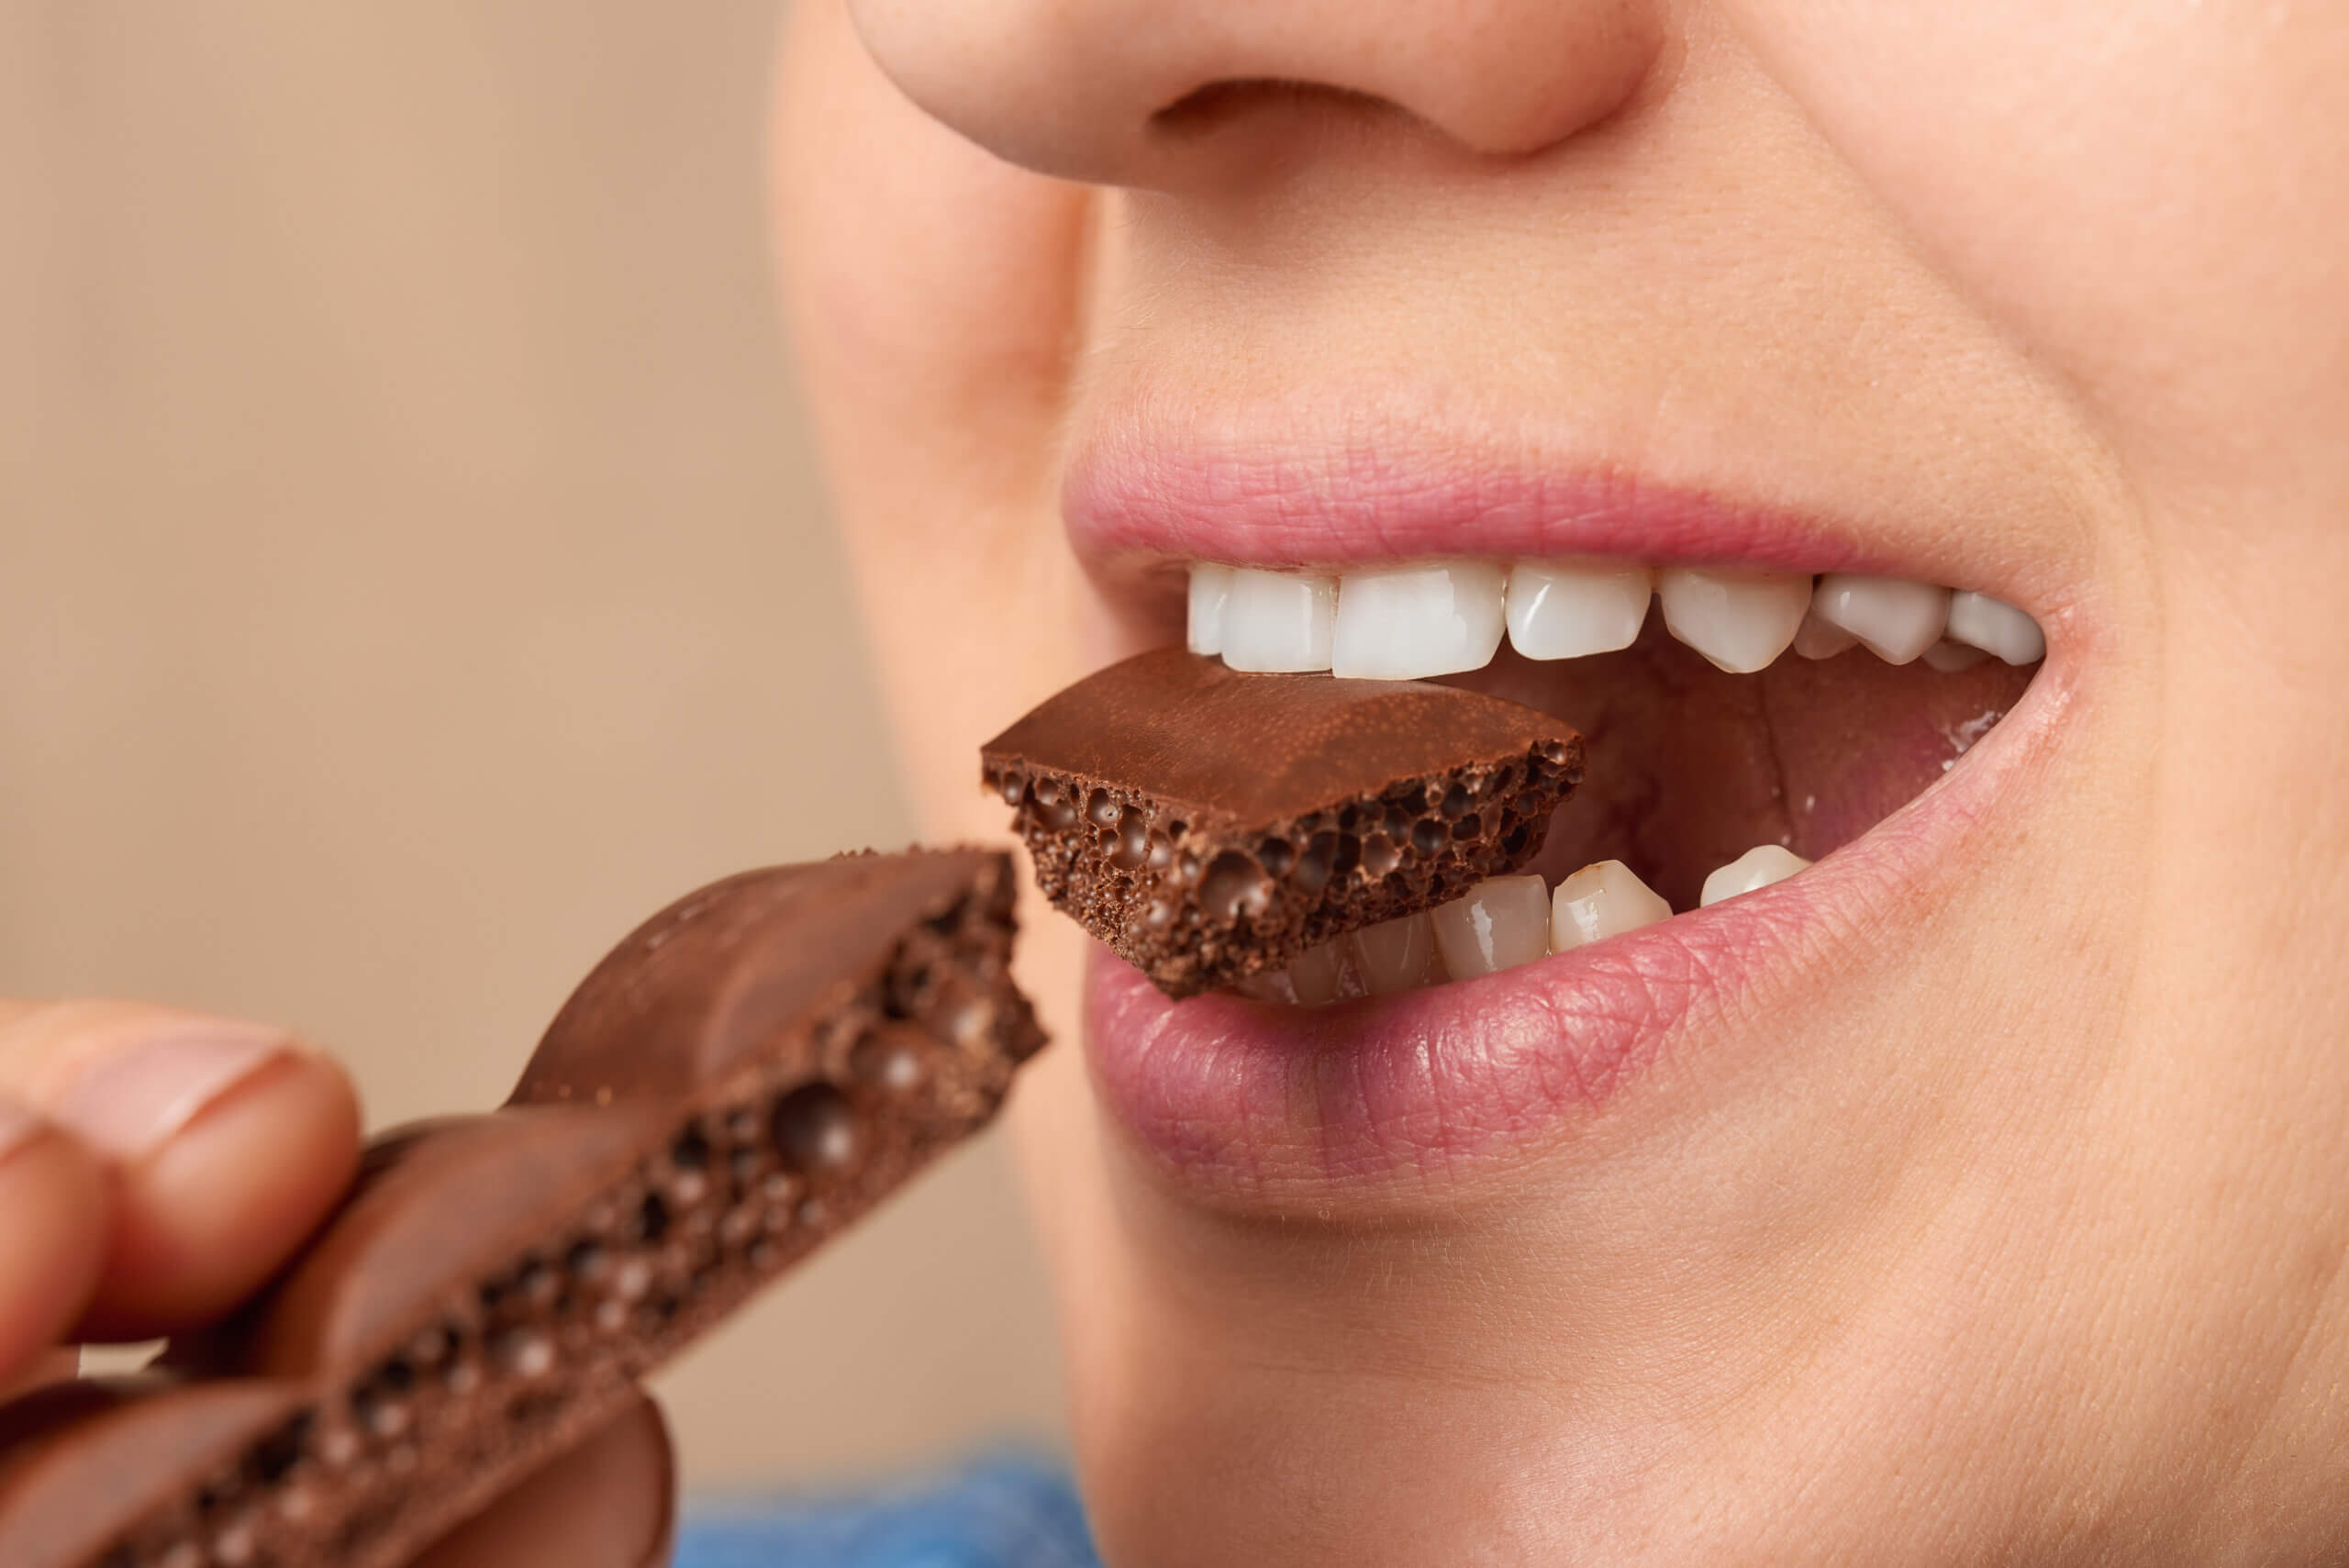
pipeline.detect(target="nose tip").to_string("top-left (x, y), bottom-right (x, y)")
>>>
top-left (848, 0), bottom-right (1667, 186)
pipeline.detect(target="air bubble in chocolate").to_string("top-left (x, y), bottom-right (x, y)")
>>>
top-left (1198, 851), bottom-right (1269, 924)
top-left (1030, 783), bottom-right (1078, 831)
top-left (771, 1083), bottom-right (860, 1174)
top-left (852, 1033), bottom-right (926, 1090)
top-left (1109, 807), bottom-right (1151, 871)
top-left (494, 1329), bottom-right (555, 1382)
top-left (1294, 833), bottom-right (1335, 894)
top-left (608, 1257), bottom-right (653, 1305)
top-left (951, 998), bottom-right (996, 1051)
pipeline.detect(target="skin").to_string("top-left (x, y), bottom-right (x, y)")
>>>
top-left (774, 0), bottom-right (2349, 1562)
top-left (0, 1003), bottom-right (671, 1568)
top-left (5, 3), bottom-right (2340, 1563)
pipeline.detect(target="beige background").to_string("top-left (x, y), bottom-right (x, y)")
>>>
top-left (0, 1), bottom-right (1069, 1491)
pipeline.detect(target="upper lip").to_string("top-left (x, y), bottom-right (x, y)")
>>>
top-left (1059, 398), bottom-right (2074, 630)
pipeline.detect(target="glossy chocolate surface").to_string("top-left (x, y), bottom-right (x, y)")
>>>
top-left (0, 849), bottom-right (1046, 1568)
top-left (983, 648), bottom-right (1584, 995)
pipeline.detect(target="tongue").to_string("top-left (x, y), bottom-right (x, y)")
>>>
top-left (1445, 625), bottom-right (2036, 911)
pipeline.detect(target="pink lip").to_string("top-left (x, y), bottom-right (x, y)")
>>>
top-left (1058, 419), bottom-right (2079, 1205)
top-left (1058, 425), bottom-right (2043, 605)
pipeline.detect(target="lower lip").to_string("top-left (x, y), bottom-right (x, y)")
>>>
top-left (1079, 660), bottom-right (2066, 1202)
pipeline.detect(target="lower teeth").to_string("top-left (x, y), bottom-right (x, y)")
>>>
top-left (1237, 847), bottom-right (1800, 1005)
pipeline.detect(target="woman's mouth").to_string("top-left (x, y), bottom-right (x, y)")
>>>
top-left (1050, 444), bottom-right (2071, 1205)
top-left (1185, 556), bottom-right (2040, 999)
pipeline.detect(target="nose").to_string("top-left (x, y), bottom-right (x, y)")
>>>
top-left (845, 0), bottom-right (1668, 185)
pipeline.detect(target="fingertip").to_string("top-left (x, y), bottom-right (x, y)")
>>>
top-left (77, 1049), bottom-right (362, 1339)
top-left (0, 1103), bottom-right (109, 1390)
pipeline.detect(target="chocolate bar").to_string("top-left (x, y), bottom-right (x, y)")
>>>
top-left (0, 849), bottom-right (1046, 1568)
top-left (982, 647), bottom-right (1583, 996)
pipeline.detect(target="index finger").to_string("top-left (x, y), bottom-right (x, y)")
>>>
top-left (0, 1002), bottom-right (363, 1340)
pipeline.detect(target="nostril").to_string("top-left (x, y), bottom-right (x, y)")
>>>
top-left (1151, 77), bottom-right (1398, 139)
top-left (849, 0), bottom-right (1669, 186)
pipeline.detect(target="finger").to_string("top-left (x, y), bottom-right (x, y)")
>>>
top-left (409, 1394), bottom-right (676, 1568)
top-left (0, 1100), bottom-right (109, 1395)
top-left (0, 1001), bottom-right (363, 1340)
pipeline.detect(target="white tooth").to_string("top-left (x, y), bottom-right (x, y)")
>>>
top-left (1698, 844), bottom-right (1812, 907)
top-left (1349, 913), bottom-right (1439, 995)
top-left (1289, 940), bottom-right (1344, 1006)
top-left (1330, 562), bottom-right (1507, 680)
top-left (1920, 638), bottom-right (1990, 673)
top-left (1430, 875), bottom-right (1551, 978)
top-left (1656, 567), bottom-right (1811, 673)
top-left (1235, 968), bottom-right (1297, 1003)
top-left (1187, 563), bottom-right (1232, 656)
top-left (1219, 568), bottom-right (1337, 673)
top-left (1810, 574), bottom-right (1950, 665)
top-left (1550, 861), bottom-right (1674, 950)
top-left (1944, 591), bottom-right (2045, 666)
top-left (1505, 560), bottom-right (1652, 660)
top-left (1791, 610), bottom-right (1860, 661)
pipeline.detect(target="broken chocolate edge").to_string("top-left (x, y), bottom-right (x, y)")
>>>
top-left (987, 738), bottom-right (1584, 997)
top-left (38, 856), bottom-right (1043, 1568)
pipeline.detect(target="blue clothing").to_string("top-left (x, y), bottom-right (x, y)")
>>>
top-left (676, 1454), bottom-right (1100, 1568)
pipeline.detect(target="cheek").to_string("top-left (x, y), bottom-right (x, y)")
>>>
top-left (773, 0), bottom-right (1099, 836)
top-left (1724, 0), bottom-right (2349, 479)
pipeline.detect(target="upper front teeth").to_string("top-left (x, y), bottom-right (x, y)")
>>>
top-left (1330, 562), bottom-right (1506, 680)
top-left (1809, 574), bottom-right (1951, 665)
top-left (1219, 567), bottom-right (1337, 673)
top-left (1656, 566), bottom-right (1812, 674)
top-left (1187, 563), bottom-right (1233, 657)
top-left (1187, 560), bottom-right (2046, 682)
top-left (1505, 560), bottom-right (1653, 660)
top-left (1791, 609), bottom-right (1861, 661)
top-left (1944, 591), bottom-right (2045, 665)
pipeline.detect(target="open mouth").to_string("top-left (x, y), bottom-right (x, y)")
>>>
top-left (1182, 558), bottom-right (2041, 1002)
top-left (1040, 435), bottom-right (2072, 1195)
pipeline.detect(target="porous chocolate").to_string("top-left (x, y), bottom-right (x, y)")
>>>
top-left (0, 849), bottom-right (1046, 1568)
top-left (981, 648), bottom-right (1584, 996)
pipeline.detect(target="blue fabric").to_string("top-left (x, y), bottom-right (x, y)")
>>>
top-left (675, 1453), bottom-right (1100, 1568)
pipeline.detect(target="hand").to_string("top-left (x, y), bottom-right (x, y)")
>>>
top-left (0, 999), bottom-right (674, 1568)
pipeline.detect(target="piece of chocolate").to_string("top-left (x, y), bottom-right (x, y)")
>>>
top-left (0, 848), bottom-right (1046, 1568)
top-left (981, 647), bottom-right (1584, 996)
